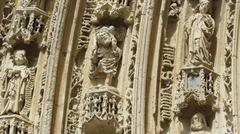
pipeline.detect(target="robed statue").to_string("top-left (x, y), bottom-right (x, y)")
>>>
top-left (0, 50), bottom-right (30, 115)
top-left (89, 26), bottom-right (122, 86)
top-left (185, 0), bottom-right (215, 67)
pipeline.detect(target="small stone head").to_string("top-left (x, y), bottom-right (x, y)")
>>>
top-left (199, 0), bottom-right (212, 13)
top-left (193, 0), bottom-right (212, 14)
top-left (96, 26), bottom-right (115, 47)
top-left (190, 113), bottom-right (209, 131)
top-left (13, 50), bottom-right (28, 65)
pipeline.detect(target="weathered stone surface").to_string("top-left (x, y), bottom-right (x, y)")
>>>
top-left (0, 0), bottom-right (240, 134)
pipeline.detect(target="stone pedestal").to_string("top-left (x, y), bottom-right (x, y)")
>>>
top-left (0, 115), bottom-right (33, 134)
top-left (175, 66), bottom-right (220, 112)
top-left (81, 85), bottom-right (122, 134)
top-left (5, 6), bottom-right (49, 44)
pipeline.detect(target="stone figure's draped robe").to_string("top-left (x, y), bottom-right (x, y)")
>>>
top-left (90, 33), bottom-right (121, 78)
top-left (186, 13), bottom-right (215, 66)
top-left (1, 65), bottom-right (29, 114)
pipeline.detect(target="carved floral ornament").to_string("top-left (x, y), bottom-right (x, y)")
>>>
top-left (91, 0), bottom-right (133, 25)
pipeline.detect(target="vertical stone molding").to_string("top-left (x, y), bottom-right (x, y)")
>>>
top-left (0, 0), bottom-right (239, 134)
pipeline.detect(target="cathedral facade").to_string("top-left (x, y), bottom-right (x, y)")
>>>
top-left (0, 0), bottom-right (240, 134)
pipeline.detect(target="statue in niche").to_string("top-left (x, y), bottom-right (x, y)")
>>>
top-left (89, 26), bottom-right (122, 86)
top-left (190, 113), bottom-right (210, 134)
top-left (0, 50), bottom-right (30, 115)
top-left (184, 0), bottom-right (215, 67)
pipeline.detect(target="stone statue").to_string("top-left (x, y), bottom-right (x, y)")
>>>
top-left (0, 50), bottom-right (29, 115)
top-left (89, 26), bottom-right (122, 86)
top-left (184, 0), bottom-right (215, 67)
top-left (190, 113), bottom-right (210, 134)
top-left (168, 116), bottom-right (183, 134)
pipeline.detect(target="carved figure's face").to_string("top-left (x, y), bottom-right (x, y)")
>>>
top-left (96, 31), bottom-right (112, 47)
top-left (199, 2), bottom-right (209, 14)
top-left (192, 114), bottom-right (202, 127)
top-left (14, 50), bottom-right (27, 65)
top-left (191, 113), bottom-right (207, 131)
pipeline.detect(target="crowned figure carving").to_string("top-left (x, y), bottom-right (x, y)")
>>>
top-left (190, 113), bottom-right (210, 134)
top-left (89, 26), bottom-right (122, 86)
top-left (184, 0), bottom-right (215, 67)
top-left (0, 50), bottom-right (30, 115)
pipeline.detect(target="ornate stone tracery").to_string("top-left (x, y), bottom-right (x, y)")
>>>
top-left (1, 0), bottom-right (240, 133)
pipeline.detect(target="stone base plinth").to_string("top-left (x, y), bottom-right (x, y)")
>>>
top-left (0, 114), bottom-right (33, 134)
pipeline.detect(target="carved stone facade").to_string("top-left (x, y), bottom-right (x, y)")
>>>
top-left (0, 0), bottom-right (240, 134)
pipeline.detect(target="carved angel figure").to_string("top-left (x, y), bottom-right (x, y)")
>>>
top-left (190, 113), bottom-right (210, 134)
top-left (185, 0), bottom-right (215, 67)
top-left (0, 50), bottom-right (30, 115)
top-left (89, 26), bottom-right (122, 86)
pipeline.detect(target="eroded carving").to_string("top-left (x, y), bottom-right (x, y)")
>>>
top-left (82, 86), bottom-right (121, 122)
top-left (91, 0), bottom-right (132, 25)
top-left (223, 0), bottom-right (236, 133)
top-left (0, 0), bottom-right (15, 41)
top-left (0, 50), bottom-right (30, 115)
top-left (190, 113), bottom-right (210, 134)
top-left (175, 67), bottom-right (219, 112)
top-left (184, 0), bottom-right (215, 67)
top-left (89, 26), bottom-right (122, 86)
top-left (168, 0), bottom-right (182, 19)
top-left (0, 115), bottom-right (33, 134)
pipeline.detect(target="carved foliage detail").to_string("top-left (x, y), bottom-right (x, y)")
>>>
top-left (223, 0), bottom-right (236, 133)
top-left (0, 0), bottom-right (15, 41)
top-left (91, 0), bottom-right (132, 24)
top-left (66, 0), bottom-right (95, 133)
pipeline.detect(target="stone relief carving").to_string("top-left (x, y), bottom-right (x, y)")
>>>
top-left (175, 67), bottom-right (219, 112)
top-left (0, 50), bottom-right (30, 115)
top-left (223, 0), bottom-right (236, 133)
top-left (5, 10), bottom-right (48, 44)
top-left (0, 0), bottom-right (15, 41)
top-left (89, 26), bottom-right (122, 86)
top-left (0, 115), bottom-right (33, 134)
top-left (190, 113), bottom-right (210, 134)
top-left (21, 0), bottom-right (34, 7)
top-left (0, 49), bottom-right (36, 134)
top-left (168, 0), bottom-right (182, 19)
top-left (184, 0), bottom-right (215, 67)
top-left (80, 86), bottom-right (122, 134)
top-left (91, 0), bottom-right (132, 25)
top-left (65, 0), bottom-right (95, 133)
top-left (82, 87), bottom-right (121, 122)
top-left (168, 116), bottom-right (183, 134)
top-left (66, 65), bottom-right (83, 134)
